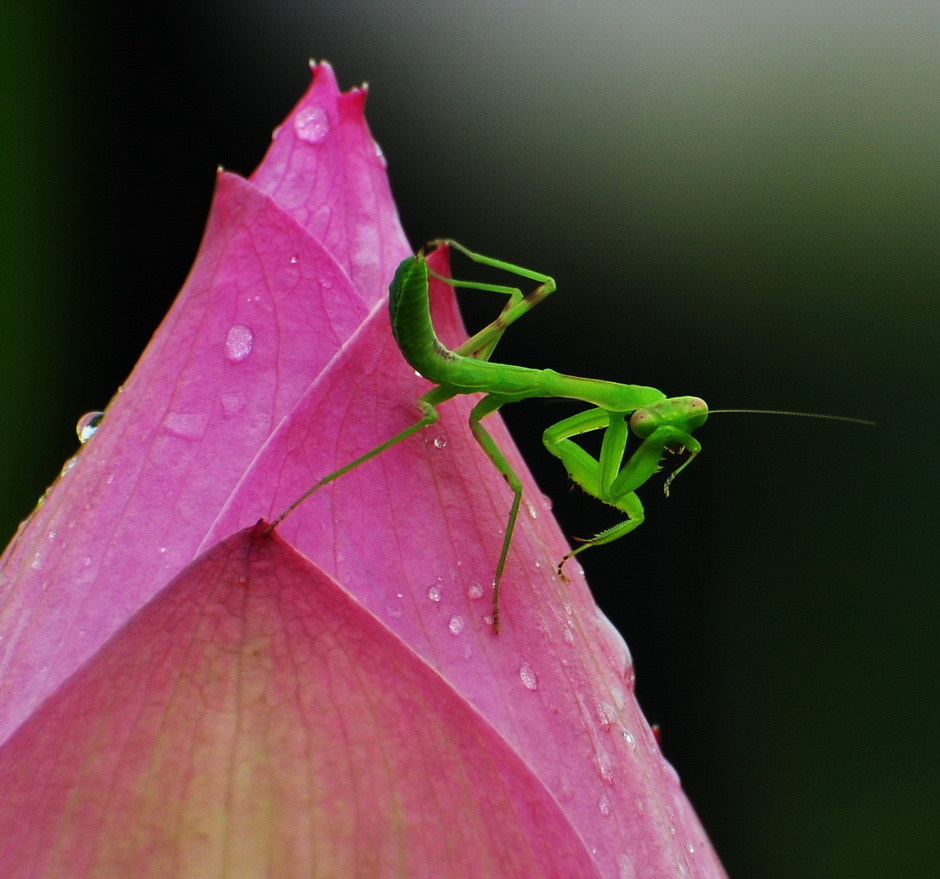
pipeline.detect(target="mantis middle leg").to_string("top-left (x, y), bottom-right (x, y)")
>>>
top-left (429, 241), bottom-right (556, 363)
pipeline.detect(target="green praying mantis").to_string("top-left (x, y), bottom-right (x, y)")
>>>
top-left (269, 240), bottom-right (724, 630)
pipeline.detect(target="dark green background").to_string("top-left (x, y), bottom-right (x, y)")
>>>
top-left (3, 1), bottom-right (937, 876)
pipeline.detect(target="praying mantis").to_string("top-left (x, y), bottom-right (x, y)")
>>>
top-left (270, 240), bottom-right (711, 631)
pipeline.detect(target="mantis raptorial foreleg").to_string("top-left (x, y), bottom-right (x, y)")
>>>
top-left (543, 406), bottom-right (705, 568)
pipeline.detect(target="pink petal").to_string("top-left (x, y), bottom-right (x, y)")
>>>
top-left (0, 525), bottom-right (602, 879)
top-left (250, 62), bottom-right (409, 304)
top-left (0, 65), bottom-right (408, 743)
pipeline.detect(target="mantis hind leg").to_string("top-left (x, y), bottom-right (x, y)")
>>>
top-left (467, 394), bottom-right (523, 632)
top-left (267, 385), bottom-right (457, 531)
top-left (428, 241), bottom-right (556, 363)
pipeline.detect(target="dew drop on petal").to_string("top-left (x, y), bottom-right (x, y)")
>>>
top-left (427, 584), bottom-right (442, 602)
top-left (225, 325), bottom-right (253, 363)
top-left (598, 796), bottom-right (611, 816)
top-left (220, 393), bottom-right (247, 417)
top-left (162, 412), bottom-right (207, 441)
top-left (432, 435), bottom-right (447, 450)
top-left (594, 748), bottom-right (614, 784)
top-left (595, 701), bottom-right (617, 730)
top-left (519, 661), bottom-right (538, 691)
top-left (448, 614), bottom-right (465, 636)
top-left (293, 106), bottom-right (331, 143)
top-left (466, 580), bottom-right (484, 600)
top-left (372, 138), bottom-right (387, 167)
top-left (76, 411), bottom-right (104, 444)
top-left (617, 853), bottom-right (636, 879)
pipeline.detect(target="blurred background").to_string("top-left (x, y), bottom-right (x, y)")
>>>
top-left (2, 1), bottom-right (936, 875)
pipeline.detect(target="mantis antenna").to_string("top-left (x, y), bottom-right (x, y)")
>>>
top-left (707, 409), bottom-right (875, 426)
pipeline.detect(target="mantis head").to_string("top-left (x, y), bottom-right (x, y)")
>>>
top-left (629, 396), bottom-right (708, 495)
top-left (629, 396), bottom-right (709, 445)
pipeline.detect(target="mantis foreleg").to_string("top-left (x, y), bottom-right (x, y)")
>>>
top-left (543, 408), bottom-right (647, 573)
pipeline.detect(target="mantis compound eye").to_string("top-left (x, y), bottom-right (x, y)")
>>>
top-left (629, 407), bottom-right (658, 438)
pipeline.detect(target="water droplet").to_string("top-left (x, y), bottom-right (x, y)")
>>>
top-left (76, 411), bottom-right (104, 444)
top-left (432, 435), bottom-right (447, 450)
top-left (220, 393), bottom-right (247, 417)
top-left (525, 499), bottom-right (538, 519)
top-left (225, 325), bottom-right (253, 363)
top-left (289, 254), bottom-right (299, 264)
top-left (427, 584), bottom-right (442, 602)
top-left (162, 412), bottom-right (207, 441)
top-left (519, 661), bottom-right (538, 691)
top-left (617, 853), bottom-right (636, 879)
top-left (448, 614), bottom-right (465, 635)
top-left (30, 552), bottom-right (43, 571)
top-left (598, 796), bottom-right (611, 816)
top-left (372, 138), bottom-right (387, 167)
top-left (293, 106), bottom-right (331, 143)
top-left (595, 701), bottom-right (617, 730)
top-left (623, 731), bottom-right (637, 751)
top-left (595, 749), bottom-right (614, 784)
top-left (466, 580), bottom-right (484, 600)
